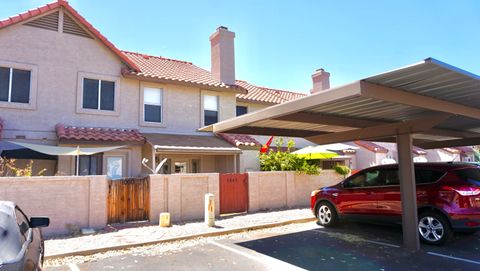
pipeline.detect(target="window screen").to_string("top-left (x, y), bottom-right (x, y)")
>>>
top-left (236, 106), bottom-right (247, 116)
top-left (100, 80), bottom-right (115, 111)
top-left (0, 67), bottom-right (31, 104)
top-left (83, 78), bottom-right (115, 111)
top-left (10, 69), bottom-right (30, 103)
top-left (0, 67), bottom-right (9, 102)
top-left (83, 78), bottom-right (99, 109)
top-left (204, 95), bottom-right (219, 125)
top-left (144, 87), bottom-right (162, 122)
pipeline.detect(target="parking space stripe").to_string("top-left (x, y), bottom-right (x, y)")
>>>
top-left (363, 240), bottom-right (400, 248)
top-left (67, 263), bottom-right (80, 271)
top-left (427, 252), bottom-right (480, 265)
top-left (312, 229), bottom-right (400, 248)
top-left (209, 240), bottom-right (307, 271)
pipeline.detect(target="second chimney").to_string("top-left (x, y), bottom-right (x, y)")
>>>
top-left (210, 26), bottom-right (235, 85)
top-left (310, 68), bottom-right (330, 94)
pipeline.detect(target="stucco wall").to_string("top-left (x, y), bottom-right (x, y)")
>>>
top-left (247, 170), bottom-right (344, 212)
top-left (149, 173), bottom-right (220, 223)
top-left (239, 150), bottom-right (260, 172)
top-left (0, 175), bottom-right (108, 235)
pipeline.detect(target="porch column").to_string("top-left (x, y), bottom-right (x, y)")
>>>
top-left (397, 133), bottom-right (420, 251)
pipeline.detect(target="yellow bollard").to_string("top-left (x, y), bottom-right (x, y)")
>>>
top-left (159, 212), bottom-right (171, 227)
top-left (205, 193), bottom-right (215, 227)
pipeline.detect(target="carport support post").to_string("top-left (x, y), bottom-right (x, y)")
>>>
top-left (397, 133), bottom-right (420, 251)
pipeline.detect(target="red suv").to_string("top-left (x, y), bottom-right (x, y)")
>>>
top-left (311, 163), bottom-right (480, 245)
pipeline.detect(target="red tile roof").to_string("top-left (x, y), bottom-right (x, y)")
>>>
top-left (0, 0), bottom-right (139, 71)
top-left (55, 124), bottom-right (145, 144)
top-left (218, 133), bottom-right (261, 147)
top-left (354, 140), bottom-right (388, 153)
top-left (122, 51), bottom-right (242, 91)
top-left (442, 147), bottom-right (461, 154)
top-left (412, 146), bottom-right (427, 155)
top-left (454, 146), bottom-right (475, 154)
top-left (235, 80), bottom-right (307, 104)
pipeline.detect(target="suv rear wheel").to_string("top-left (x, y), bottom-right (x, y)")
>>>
top-left (418, 211), bottom-right (452, 245)
top-left (316, 202), bottom-right (338, 227)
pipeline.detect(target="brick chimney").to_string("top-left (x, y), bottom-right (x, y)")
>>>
top-left (310, 68), bottom-right (330, 94)
top-left (210, 26), bottom-right (235, 85)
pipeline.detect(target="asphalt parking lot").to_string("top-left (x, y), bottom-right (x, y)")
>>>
top-left (46, 221), bottom-right (480, 271)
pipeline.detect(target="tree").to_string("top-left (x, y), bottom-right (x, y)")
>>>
top-left (259, 138), bottom-right (320, 175)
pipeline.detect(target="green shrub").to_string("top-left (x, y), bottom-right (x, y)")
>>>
top-left (334, 164), bottom-right (351, 178)
top-left (259, 138), bottom-right (320, 175)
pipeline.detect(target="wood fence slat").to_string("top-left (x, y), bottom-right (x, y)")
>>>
top-left (107, 176), bottom-right (150, 224)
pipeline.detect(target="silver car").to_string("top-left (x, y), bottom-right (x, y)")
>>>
top-left (0, 201), bottom-right (49, 271)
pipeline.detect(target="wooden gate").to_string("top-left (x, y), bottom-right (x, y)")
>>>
top-left (107, 177), bottom-right (150, 224)
top-left (219, 173), bottom-right (248, 214)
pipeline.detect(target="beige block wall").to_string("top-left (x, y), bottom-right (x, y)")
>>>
top-left (0, 175), bottom-right (108, 235)
top-left (248, 170), bottom-right (344, 212)
top-left (149, 173), bottom-right (220, 223)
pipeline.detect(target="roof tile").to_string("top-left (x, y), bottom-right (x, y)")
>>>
top-left (218, 133), bottom-right (261, 147)
top-left (55, 124), bottom-right (145, 143)
top-left (235, 80), bottom-right (306, 104)
top-left (122, 51), bottom-right (237, 90)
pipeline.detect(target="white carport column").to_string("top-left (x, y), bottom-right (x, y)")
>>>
top-left (397, 133), bottom-right (420, 251)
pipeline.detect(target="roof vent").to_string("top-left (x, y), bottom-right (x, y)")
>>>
top-left (62, 13), bottom-right (93, 39)
top-left (24, 11), bottom-right (59, 32)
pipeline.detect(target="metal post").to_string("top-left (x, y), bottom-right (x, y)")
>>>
top-left (76, 154), bottom-right (79, 176)
top-left (205, 193), bottom-right (215, 227)
top-left (396, 133), bottom-right (420, 251)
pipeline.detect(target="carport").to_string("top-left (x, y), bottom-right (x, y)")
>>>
top-left (201, 58), bottom-right (480, 251)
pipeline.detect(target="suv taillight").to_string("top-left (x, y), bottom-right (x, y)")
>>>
top-left (442, 185), bottom-right (480, 196)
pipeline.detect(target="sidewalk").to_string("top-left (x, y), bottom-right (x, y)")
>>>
top-left (45, 208), bottom-right (315, 258)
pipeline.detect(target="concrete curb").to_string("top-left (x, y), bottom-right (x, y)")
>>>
top-left (45, 217), bottom-right (316, 260)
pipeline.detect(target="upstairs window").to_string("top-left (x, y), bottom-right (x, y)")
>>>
top-left (0, 67), bottom-right (31, 104)
top-left (236, 105), bottom-right (248, 116)
top-left (82, 78), bottom-right (115, 111)
top-left (144, 87), bottom-right (162, 123)
top-left (204, 95), bottom-right (219, 125)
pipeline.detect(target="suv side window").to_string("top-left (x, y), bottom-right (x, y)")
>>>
top-left (15, 207), bottom-right (29, 242)
top-left (344, 173), bottom-right (366, 188)
top-left (382, 169), bottom-right (400, 185)
top-left (365, 170), bottom-right (381, 186)
top-left (344, 169), bottom-right (381, 188)
top-left (415, 169), bottom-right (445, 184)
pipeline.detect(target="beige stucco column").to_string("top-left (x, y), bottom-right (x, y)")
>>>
top-left (397, 133), bottom-right (420, 251)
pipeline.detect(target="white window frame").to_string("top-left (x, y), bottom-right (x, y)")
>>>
top-left (139, 82), bottom-right (167, 127)
top-left (76, 72), bottom-right (120, 116)
top-left (202, 93), bottom-right (219, 126)
top-left (143, 87), bottom-right (163, 123)
top-left (0, 60), bottom-right (37, 110)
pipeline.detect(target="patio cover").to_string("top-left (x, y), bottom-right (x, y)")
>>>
top-left (144, 133), bottom-right (241, 154)
top-left (200, 58), bottom-right (480, 148)
top-left (200, 58), bottom-right (480, 251)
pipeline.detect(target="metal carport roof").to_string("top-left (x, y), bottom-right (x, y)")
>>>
top-left (200, 58), bottom-right (480, 251)
top-left (201, 58), bottom-right (480, 149)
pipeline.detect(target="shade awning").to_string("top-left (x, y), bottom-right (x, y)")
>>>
top-left (6, 141), bottom-right (125, 156)
top-left (144, 133), bottom-right (241, 154)
top-left (200, 58), bottom-right (480, 149)
top-left (292, 146), bottom-right (339, 160)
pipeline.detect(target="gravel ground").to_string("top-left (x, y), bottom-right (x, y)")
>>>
top-left (45, 208), bottom-right (314, 257)
top-left (44, 220), bottom-right (318, 268)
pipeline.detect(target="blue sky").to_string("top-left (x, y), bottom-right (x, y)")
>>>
top-left (1, 0), bottom-right (479, 94)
